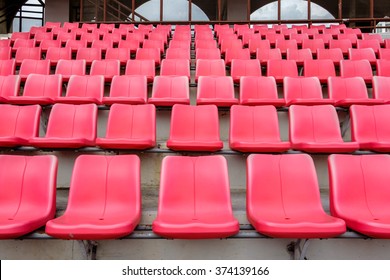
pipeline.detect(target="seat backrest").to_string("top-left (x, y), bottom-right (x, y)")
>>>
top-left (0, 75), bottom-right (20, 99)
top-left (125, 59), bottom-right (155, 80)
top-left (109, 75), bottom-right (147, 100)
top-left (303, 59), bottom-right (336, 78)
top-left (195, 48), bottom-right (221, 60)
top-left (91, 39), bottom-right (113, 50)
top-left (160, 59), bottom-right (190, 78)
top-left (135, 48), bottom-right (160, 65)
top-left (66, 75), bottom-right (104, 100)
top-left (105, 47), bottom-right (131, 62)
top-left (15, 47), bottom-right (42, 63)
top-left (105, 104), bottom-right (155, 141)
top-left (19, 59), bottom-right (50, 76)
top-left (76, 47), bottom-right (102, 62)
top-left (373, 76), bottom-right (390, 101)
top-left (329, 39), bottom-right (352, 53)
top-left (376, 59), bottom-right (390, 77)
top-left (357, 39), bottom-right (381, 51)
top-left (118, 39), bottom-right (140, 52)
top-left (240, 76), bottom-right (278, 102)
top-left (90, 59), bottom-right (120, 78)
top-left (45, 103), bottom-right (97, 140)
top-left (55, 59), bottom-right (86, 77)
top-left (197, 76), bottom-right (235, 99)
top-left (284, 77), bottom-right (323, 102)
top-left (256, 48), bottom-right (282, 63)
top-left (379, 49), bottom-right (390, 60)
top-left (164, 48), bottom-right (190, 60)
top-left (348, 48), bottom-right (376, 61)
top-left (267, 59), bottom-right (298, 80)
top-left (195, 59), bottom-right (226, 80)
top-left (152, 76), bottom-right (189, 99)
top-left (317, 48), bottom-right (344, 64)
top-left (230, 59), bottom-right (261, 79)
top-left (301, 39), bottom-right (325, 52)
top-left (339, 59), bottom-right (372, 79)
top-left (289, 105), bottom-right (344, 143)
top-left (0, 104), bottom-right (41, 139)
top-left (0, 46), bottom-right (11, 60)
top-left (350, 104), bottom-right (390, 143)
top-left (286, 48), bottom-right (313, 63)
top-left (23, 74), bottom-right (62, 99)
top-left (0, 59), bottom-right (16, 76)
top-left (249, 38), bottom-right (271, 54)
top-left (45, 47), bottom-right (72, 62)
top-left (328, 77), bottom-right (369, 100)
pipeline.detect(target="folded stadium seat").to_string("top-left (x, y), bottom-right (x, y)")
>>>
top-left (45, 47), bottom-right (72, 66)
top-left (105, 48), bottom-right (131, 66)
top-left (19, 59), bottom-right (50, 81)
top-left (316, 48), bottom-right (344, 66)
top-left (0, 59), bottom-right (16, 76)
top-left (321, 29), bottom-right (340, 38)
top-left (33, 32), bottom-right (53, 45)
top-left (39, 39), bottom-right (61, 53)
top-left (56, 31), bottom-right (76, 45)
top-left (242, 33), bottom-right (261, 48)
top-left (290, 33), bottom-right (309, 47)
top-left (195, 39), bottom-right (218, 50)
top-left (57, 75), bottom-right (104, 104)
top-left (142, 39), bottom-right (164, 54)
top-left (169, 40), bottom-right (191, 50)
top-left (356, 39), bottom-right (381, 56)
top-left (65, 39), bottom-right (87, 53)
top-left (286, 48), bottom-right (313, 66)
top-left (127, 31), bottom-right (147, 42)
top-left (313, 34), bottom-right (334, 47)
top-left (230, 59), bottom-right (261, 83)
top-left (195, 31), bottom-right (213, 41)
top-left (362, 33), bottom-right (383, 44)
top-left (195, 59), bottom-right (226, 82)
top-left (165, 48), bottom-right (190, 60)
top-left (348, 48), bottom-right (377, 65)
top-left (99, 23), bottom-right (115, 32)
top-left (10, 32), bottom-right (30, 43)
top-left (379, 48), bottom-right (390, 60)
top-left (303, 59), bottom-right (336, 83)
top-left (103, 33), bottom-right (121, 46)
top-left (90, 59), bottom-right (120, 82)
top-left (0, 104), bottom-right (41, 147)
top-left (0, 46), bottom-right (11, 60)
top-left (8, 74), bottom-right (62, 105)
top-left (248, 37), bottom-right (269, 55)
top-left (275, 39), bottom-right (298, 55)
top-left (11, 38), bottom-right (36, 53)
top-left (135, 47), bottom-right (161, 66)
top-left (224, 48), bottom-right (250, 66)
top-left (91, 39), bottom-right (113, 52)
top-left (112, 28), bottom-right (129, 40)
top-left (138, 24), bottom-right (154, 32)
top-left (267, 59), bottom-right (298, 84)
top-left (247, 153), bottom-right (346, 238)
top-left (197, 76), bottom-right (238, 107)
top-left (149, 76), bottom-right (189, 106)
top-left (376, 59), bottom-right (390, 77)
top-left (304, 28), bottom-right (320, 38)
top-left (0, 39), bottom-right (11, 47)
top-left (29, 103), bottom-right (97, 148)
top-left (218, 33), bottom-right (237, 47)
top-left (148, 32), bottom-right (168, 47)
top-left (125, 59), bottom-right (155, 83)
top-left (96, 104), bottom-right (155, 150)
top-left (153, 155), bottom-right (238, 239)
top-left (55, 59), bottom-right (86, 82)
top-left (373, 76), bottom-right (390, 103)
top-left (195, 48), bottom-right (221, 60)
top-left (342, 27), bottom-right (362, 38)
top-left (256, 49), bottom-right (282, 66)
top-left (230, 105), bottom-right (290, 152)
top-left (172, 32), bottom-right (191, 42)
top-left (167, 104), bottom-right (223, 152)
top-left (160, 59), bottom-right (190, 80)
top-left (265, 33), bottom-right (285, 47)
top-left (80, 31), bottom-right (99, 45)
top-left (45, 21), bottom-right (61, 29)
top-left (350, 105), bottom-right (390, 152)
top-left (220, 39), bottom-right (242, 55)
top-left (280, 28), bottom-right (297, 39)
top-left (301, 38), bottom-right (325, 55)
top-left (289, 105), bottom-right (359, 153)
top-left (284, 77), bottom-right (330, 106)
top-left (63, 22), bottom-right (79, 31)
top-left (339, 59), bottom-right (373, 84)
top-left (118, 39), bottom-right (140, 54)
top-left (81, 23), bottom-right (97, 33)
top-left (15, 47), bottom-right (42, 65)
top-left (337, 33), bottom-right (358, 47)
top-left (328, 77), bottom-right (381, 106)
top-left (0, 75), bottom-right (20, 102)
top-left (328, 154), bottom-right (390, 238)
top-left (46, 154), bottom-right (140, 239)
top-left (239, 76), bottom-right (285, 106)
top-left (0, 155), bottom-right (58, 239)
top-left (76, 47), bottom-right (102, 65)
top-left (328, 39), bottom-right (353, 56)
top-left (103, 75), bottom-right (147, 105)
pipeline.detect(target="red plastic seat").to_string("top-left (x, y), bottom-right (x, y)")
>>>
top-left (0, 46), bottom-right (12, 60)
top-left (12, 38), bottom-right (35, 52)
top-left (303, 59), bottom-right (336, 83)
top-left (167, 104), bottom-right (223, 152)
top-left (15, 47), bottom-right (41, 65)
top-left (136, 48), bottom-right (161, 66)
top-left (46, 154), bottom-right (141, 239)
top-left (105, 48), bottom-right (130, 66)
top-left (160, 59), bottom-right (190, 80)
top-left (362, 33), bottom-right (383, 44)
top-left (80, 32), bottom-right (99, 44)
top-left (99, 23), bottom-right (115, 32)
top-left (103, 33), bottom-right (121, 45)
top-left (0, 104), bottom-right (41, 147)
top-left (313, 33), bottom-right (334, 46)
top-left (342, 28), bottom-right (362, 38)
top-left (379, 48), bottom-right (390, 60)
top-left (230, 59), bottom-right (261, 83)
top-left (197, 76), bottom-right (238, 107)
top-left (118, 39), bottom-right (140, 54)
top-left (339, 59), bottom-right (373, 83)
top-left (289, 105), bottom-right (359, 153)
top-left (337, 33), bottom-right (358, 46)
top-left (125, 59), bottom-right (155, 83)
top-left (376, 59), bottom-right (390, 77)
top-left (76, 47), bottom-right (101, 65)
top-left (65, 39), bottom-right (87, 53)
top-left (55, 59), bottom-right (86, 82)
top-left (329, 154), bottom-right (390, 238)
top-left (149, 76), bottom-right (189, 106)
top-left (220, 38), bottom-right (242, 55)
top-left (328, 77), bottom-right (381, 106)
top-left (230, 105), bottom-right (290, 152)
top-left (267, 59), bottom-right (298, 83)
top-left (349, 48), bottom-right (377, 65)
top-left (19, 59), bottom-right (50, 81)
top-left (8, 74), bottom-right (62, 105)
top-left (0, 75), bottom-right (20, 102)
top-left (81, 23), bottom-right (97, 33)
top-left (286, 48), bottom-right (312, 66)
top-left (284, 77), bottom-right (329, 106)
top-left (57, 75), bottom-right (103, 104)
top-left (195, 59), bottom-right (226, 82)
top-left (329, 39), bottom-right (352, 55)
top-left (224, 48), bottom-right (250, 66)
top-left (45, 47), bottom-right (72, 66)
top-left (301, 38), bottom-right (324, 55)
top-left (90, 59), bottom-right (120, 82)
top-left (0, 155), bottom-right (57, 238)
top-left (239, 76), bottom-right (285, 106)
top-left (317, 48), bottom-right (344, 66)
top-left (63, 22), bottom-right (79, 31)
top-left (248, 39), bottom-right (270, 55)
top-left (57, 31), bottom-right (76, 45)
top-left (290, 33), bottom-right (309, 46)
top-left (0, 39), bottom-right (11, 48)
top-left (29, 103), bottom-right (97, 148)
top-left (153, 155), bottom-right (239, 239)
top-left (34, 32), bottom-right (53, 44)
top-left (0, 59), bottom-right (16, 76)
top-left (195, 48), bottom-right (221, 60)
top-left (103, 75), bottom-right (147, 105)
top-left (169, 40), bottom-right (191, 50)
top-left (265, 33), bottom-right (285, 47)
top-left (10, 32), bottom-right (30, 43)
top-left (195, 39), bottom-right (217, 49)
top-left (247, 154), bottom-right (346, 238)
top-left (357, 39), bottom-right (381, 55)
top-left (96, 104), bottom-right (155, 150)
top-left (373, 76), bottom-right (390, 103)
top-left (256, 49), bottom-right (282, 66)
top-left (165, 48), bottom-right (190, 60)
top-left (350, 104), bottom-right (390, 152)
top-left (91, 39), bottom-right (113, 52)
top-left (275, 39), bottom-right (298, 55)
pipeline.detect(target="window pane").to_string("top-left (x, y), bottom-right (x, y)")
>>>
top-left (250, 0), bottom-right (278, 21)
top-left (310, 1), bottom-right (335, 20)
top-left (281, 0), bottom-right (307, 20)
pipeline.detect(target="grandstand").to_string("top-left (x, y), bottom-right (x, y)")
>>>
top-left (0, 0), bottom-right (390, 260)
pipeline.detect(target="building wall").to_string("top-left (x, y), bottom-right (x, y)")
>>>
top-left (45, 0), bottom-right (70, 23)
